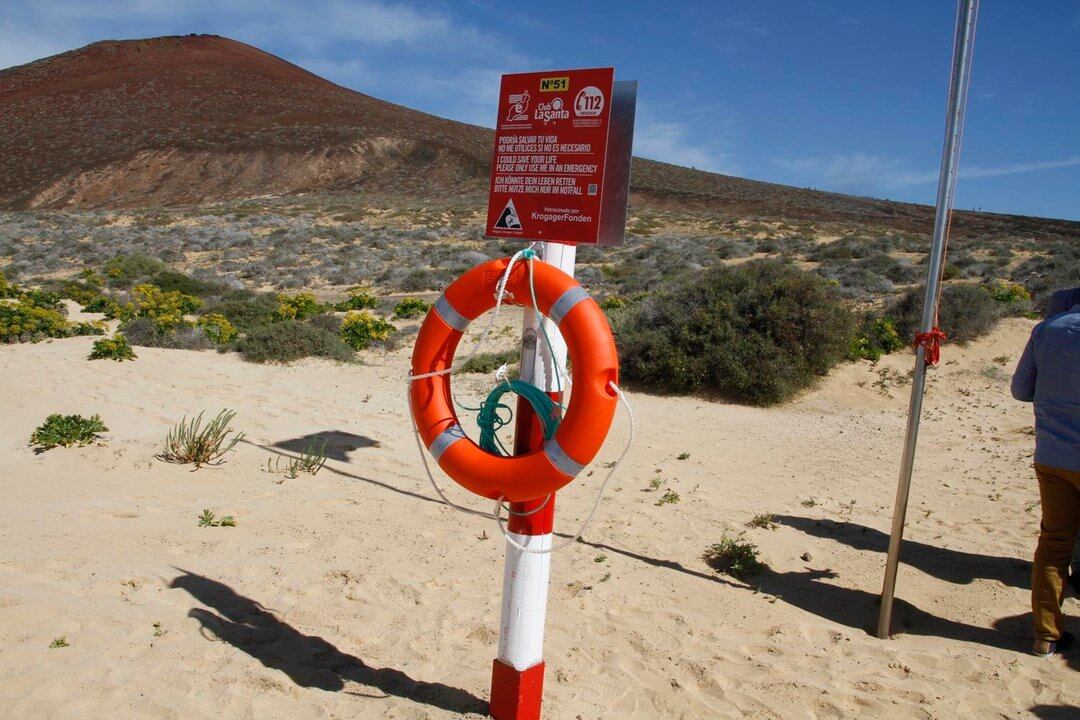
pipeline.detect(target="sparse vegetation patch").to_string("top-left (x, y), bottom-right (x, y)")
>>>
top-left (157, 410), bottom-right (244, 469)
top-left (703, 533), bottom-right (765, 579)
top-left (30, 414), bottom-right (108, 452)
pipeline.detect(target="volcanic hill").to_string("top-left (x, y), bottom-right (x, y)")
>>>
top-left (1, 34), bottom-right (1077, 239)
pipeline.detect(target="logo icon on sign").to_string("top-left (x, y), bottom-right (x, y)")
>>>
top-left (574, 86), bottom-right (605, 117)
top-left (505, 91), bottom-right (530, 122)
top-left (494, 198), bottom-right (522, 230)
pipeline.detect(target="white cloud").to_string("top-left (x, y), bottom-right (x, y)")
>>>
top-left (899, 156), bottom-right (1080, 185)
top-left (775, 153), bottom-right (1080, 196)
top-left (633, 120), bottom-right (737, 174)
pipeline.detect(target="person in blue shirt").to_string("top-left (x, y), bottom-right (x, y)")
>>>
top-left (1046, 286), bottom-right (1080, 317)
top-left (1012, 290), bottom-right (1080, 657)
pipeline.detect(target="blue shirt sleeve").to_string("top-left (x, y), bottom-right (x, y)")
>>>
top-left (1011, 334), bottom-right (1037, 402)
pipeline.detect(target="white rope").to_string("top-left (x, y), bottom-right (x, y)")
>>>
top-left (493, 381), bottom-right (635, 555)
top-left (405, 244), bottom-right (534, 384)
top-left (406, 388), bottom-right (496, 519)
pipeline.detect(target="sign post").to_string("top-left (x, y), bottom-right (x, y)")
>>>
top-left (485, 69), bottom-right (635, 719)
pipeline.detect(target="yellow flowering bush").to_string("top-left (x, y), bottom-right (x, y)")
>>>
top-left (197, 313), bottom-right (238, 345)
top-left (275, 292), bottom-right (325, 321)
top-left (339, 311), bottom-right (395, 350)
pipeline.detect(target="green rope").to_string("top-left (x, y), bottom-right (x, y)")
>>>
top-left (476, 379), bottom-right (560, 455)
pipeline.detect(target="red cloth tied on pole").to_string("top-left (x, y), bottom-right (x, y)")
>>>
top-left (914, 327), bottom-right (948, 366)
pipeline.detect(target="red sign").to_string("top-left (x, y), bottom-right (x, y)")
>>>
top-left (486, 68), bottom-right (615, 245)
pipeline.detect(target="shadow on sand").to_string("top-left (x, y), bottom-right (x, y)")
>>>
top-left (773, 514), bottom-right (1031, 589)
top-left (169, 570), bottom-right (487, 713)
top-left (240, 442), bottom-right (1074, 663)
top-left (272, 431), bottom-right (381, 462)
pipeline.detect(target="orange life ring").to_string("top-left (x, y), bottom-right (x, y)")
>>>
top-left (409, 257), bottom-right (619, 502)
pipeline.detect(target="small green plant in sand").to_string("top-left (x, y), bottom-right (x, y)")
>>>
top-left (801, 497), bottom-right (819, 508)
top-left (594, 554), bottom-right (607, 563)
top-left (197, 509), bottom-right (236, 527)
top-left (703, 533), bottom-right (765, 579)
top-left (747, 513), bottom-right (779, 530)
top-left (392, 297), bottom-right (430, 319)
top-left (655, 489), bottom-right (680, 506)
top-left (30, 414), bottom-right (108, 452)
top-left (266, 438), bottom-right (328, 481)
top-left (676, 452), bottom-right (690, 460)
top-left (88, 334), bottom-right (137, 361)
top-left (157, 410), bottom-right (244, 468)
top-left (49, 636), bottom-right (70, 649)
top-left (645, 476), bottom-right (664, 492)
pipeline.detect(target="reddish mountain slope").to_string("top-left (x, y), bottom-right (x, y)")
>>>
top-left (1, 34), bottom-right (1076, 238)
top-left (0, 35), bottom-right (489, 208)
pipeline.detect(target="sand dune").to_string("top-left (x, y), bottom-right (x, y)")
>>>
top-left (0, 316), bottom-right (1076, 719)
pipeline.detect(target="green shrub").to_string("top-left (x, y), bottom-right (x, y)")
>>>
top-left (848, 317), bottom-right (905, 362)
top-left (88, 334), bottom-right (137, 361)
top-left (459, 349), bottom-right (519, 374)
top-left (103, 254), bottom-right (166, 288)
top-left (197, 313), bottom-right (237, 345)
top-left (119, 317), bottom-right (214, 351)
top-left (276, 292), bottom-right (325, 321)
top-left (335, 286), bottom-right (379, 312)
top-left (147, 271), bottom-right (229, 298)
top-left (703, 533), bottom-right (765, 579)
top-left (55, 279), bottom-right (103, 307)
top-left (307, 313), bottom-right (343, 334)
top-left (202, 293), bottom-right (278, 333)
top-left (889, 283), bottom-right (1000, 345)
top-left (393, 297), bottom-right (430, 319)
top-left (30, 414), bottom-right (108, 452)
top-left (18, 288), bottom-right (64, 311)
top-left (235, 321), bottom-right (355, 363)
top-left (69, 321), bottom-right (106, 337)
top-left (339, 311), bottom-right (395, 350)
top-left (80, 295), bottom-right (121, 315)
top-left (616, 261), bottom-right (856, 405)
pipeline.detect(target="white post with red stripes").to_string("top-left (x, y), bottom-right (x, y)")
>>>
top-left (489, 241), bottom-right (575, 720)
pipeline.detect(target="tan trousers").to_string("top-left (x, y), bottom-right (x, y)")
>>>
top-left (1033, 462), bottom-right (1080, 642)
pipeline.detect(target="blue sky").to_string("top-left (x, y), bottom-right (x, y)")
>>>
top-left (2, 1), bottom-right (1078, 220)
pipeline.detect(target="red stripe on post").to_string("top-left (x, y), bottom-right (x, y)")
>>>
top-left (490, 660), bottom-right (545, 720)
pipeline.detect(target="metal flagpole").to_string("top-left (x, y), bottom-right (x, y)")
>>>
top-left (877, 0), bottom-right (980, 639)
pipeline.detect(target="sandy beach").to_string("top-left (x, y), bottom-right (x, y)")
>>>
top-left (0, 316), bottom-right (1076, 719)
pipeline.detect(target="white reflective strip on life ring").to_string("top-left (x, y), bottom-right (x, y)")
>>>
top-left (547, 285), bottom-right (589, 326)
top-left (429, 423), bottom-right (467, 460)
top-left (542, 437), bottom-right (584, 477)
top-left (434, 295), bottom-right (470, 332)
